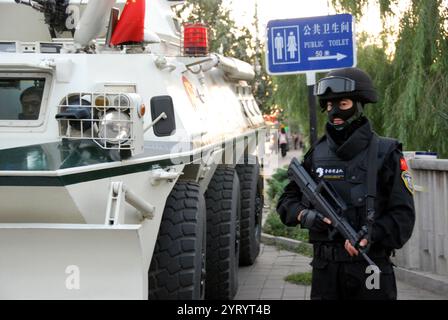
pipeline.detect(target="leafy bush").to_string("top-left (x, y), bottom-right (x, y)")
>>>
top-left (266, 166), bottom-right (289, 203)
top-left (263, 209), bottom-right (309, 243)
top-left (264, 166), bottom-right (310, 243)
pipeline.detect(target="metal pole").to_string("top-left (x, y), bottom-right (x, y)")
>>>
top-left (306, 72), bottom-right (318, 146)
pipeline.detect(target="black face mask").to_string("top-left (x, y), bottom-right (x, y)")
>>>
top-left (327, 99), bottom-right (361, 130)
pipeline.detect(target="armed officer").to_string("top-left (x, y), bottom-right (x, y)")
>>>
top-left (277, 67), bottom-right (415, 300)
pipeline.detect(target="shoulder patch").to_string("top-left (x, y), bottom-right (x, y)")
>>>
top-left (401, 171), bottom-right (415, 195)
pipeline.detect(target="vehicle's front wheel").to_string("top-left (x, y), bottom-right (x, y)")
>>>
top-left (148, 181), bottom-right (206, 300)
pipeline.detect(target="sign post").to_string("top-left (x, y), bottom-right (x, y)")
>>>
top-left (306, 72), bottom-right (318, 145)
top-left (266, 14), bottom-right (356, 146)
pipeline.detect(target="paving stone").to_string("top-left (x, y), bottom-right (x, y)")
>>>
top-left (236, 242), bottom-right (447, 300)
top-left (259, 288), bottom-right (284, 299)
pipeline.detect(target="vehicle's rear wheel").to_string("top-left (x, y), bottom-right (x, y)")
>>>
top-left (236, 156), bottom-right (263, 266)
top-left (205, 166), bottom-right (240, 300)
top-left (148, 181), bottom-right (206, 300)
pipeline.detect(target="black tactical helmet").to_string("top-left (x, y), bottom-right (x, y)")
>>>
top-left (314, 67), bottom-right (378, 109)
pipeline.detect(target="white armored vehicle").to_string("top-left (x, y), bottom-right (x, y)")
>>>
top-left (0, 0), bottom-right (266, 299)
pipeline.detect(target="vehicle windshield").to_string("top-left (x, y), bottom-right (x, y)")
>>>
top-left (0, 78), bottom-right (45, 120)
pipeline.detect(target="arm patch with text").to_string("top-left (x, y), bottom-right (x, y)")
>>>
top-left (401, 171), bottom-right (415, 195)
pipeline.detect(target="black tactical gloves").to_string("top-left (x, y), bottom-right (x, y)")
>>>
top-left (299, 209), bottom-right (331, 232)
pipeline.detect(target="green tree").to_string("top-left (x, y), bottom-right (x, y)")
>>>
top-left (251, 2), bottom-right (274, 114)
top-left (331, 0), bottom-right (448, 156)
top-left (269, 74), bottom-right (323, 149)
top-left (177, 0), bottom-right (252, 61)
top-left (355, 33), bottom-right (392, 135)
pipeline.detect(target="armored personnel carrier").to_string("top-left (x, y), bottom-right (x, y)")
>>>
top-left (0, 0), bottom-right (266, 299)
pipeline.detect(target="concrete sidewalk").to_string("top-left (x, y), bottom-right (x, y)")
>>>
top-left (235, 243), bottom-right (447, 300)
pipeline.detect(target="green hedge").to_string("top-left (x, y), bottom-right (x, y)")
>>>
top-left (266, 167), bottom-right (289, 203)
top-left (263, 209), bottom-right (309, 243)
top-left (264, 166), bottom-right (309, 243)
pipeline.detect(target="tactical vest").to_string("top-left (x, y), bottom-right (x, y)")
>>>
top-left (307, 134), bottom-right (400, 243)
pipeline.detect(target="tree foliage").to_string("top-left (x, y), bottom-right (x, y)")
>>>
top-left (331, 0), bottom-right (400, 18)
top-left (269, 73), bottom-right (324, 149)
top-left (177, 0), bottom-right (251, 59)
top-left (333, 0), bottom-right (448, 156)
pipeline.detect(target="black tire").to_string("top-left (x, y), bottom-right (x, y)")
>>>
top-left (148, 181), bottom-right (206, 300)
top-left (204, 166), bottom-right (240, 300)
top-left (236, 156), bottom-right (263, 266)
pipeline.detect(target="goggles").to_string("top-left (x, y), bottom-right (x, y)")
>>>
top-left (314, 76), bottom-right (356, 96)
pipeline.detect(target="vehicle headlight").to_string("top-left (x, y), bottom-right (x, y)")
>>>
top-left (98, 111), bottom-right (131, 144)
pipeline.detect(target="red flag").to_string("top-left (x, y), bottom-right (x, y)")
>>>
top-left (110, 0), bottom-right (146, 45)
top-left (400, 157), bottom-right (409, 171)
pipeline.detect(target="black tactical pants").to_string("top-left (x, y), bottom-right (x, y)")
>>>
top-left (310, 244), bottom-right (397, 300)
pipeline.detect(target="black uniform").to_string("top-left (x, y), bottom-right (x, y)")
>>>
top-left (277, 117), bottom-right (416, 300)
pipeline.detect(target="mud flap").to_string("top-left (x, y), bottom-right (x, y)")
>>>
top-left (0, 224), bottom-right (148, 300)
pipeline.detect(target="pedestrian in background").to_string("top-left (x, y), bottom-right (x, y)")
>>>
top-left (279, 127), bottom-right (288, 157)
top-left (293, 133), bottom-right (299, 150)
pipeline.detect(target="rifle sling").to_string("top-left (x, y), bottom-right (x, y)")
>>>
top-left (365, 134), bottom-right (379, 249)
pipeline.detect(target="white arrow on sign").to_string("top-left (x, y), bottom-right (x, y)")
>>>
top-left (308, 53), bottom-right (347, 61)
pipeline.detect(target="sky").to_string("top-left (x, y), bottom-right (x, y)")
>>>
top-left (222, 0), bottom-right (409, 53)
top-left (225, 0), bottom-right (335, 28)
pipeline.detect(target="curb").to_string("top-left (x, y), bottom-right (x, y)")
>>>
top-left (261, 233), bottom-right (312, 252)
top-left (394, 266), bottom-right (448, 297)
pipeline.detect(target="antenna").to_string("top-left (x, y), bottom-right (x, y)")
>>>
top-left (105, 8), bottom-right (120, 47)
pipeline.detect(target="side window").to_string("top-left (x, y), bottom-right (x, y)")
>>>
top-left (0, 77), bottom-right (46, 121)
top-left (151, 95), bottom-right (176, 137)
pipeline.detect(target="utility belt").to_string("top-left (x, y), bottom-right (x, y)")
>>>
top-left (314, 243), bottom-right (391, 263)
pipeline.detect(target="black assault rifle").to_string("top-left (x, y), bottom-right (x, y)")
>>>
top-left (288, 157), bottom-right (378, 268)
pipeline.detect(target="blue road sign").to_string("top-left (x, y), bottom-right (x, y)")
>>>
top-left (266, 14), bottom-right (356, 75)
